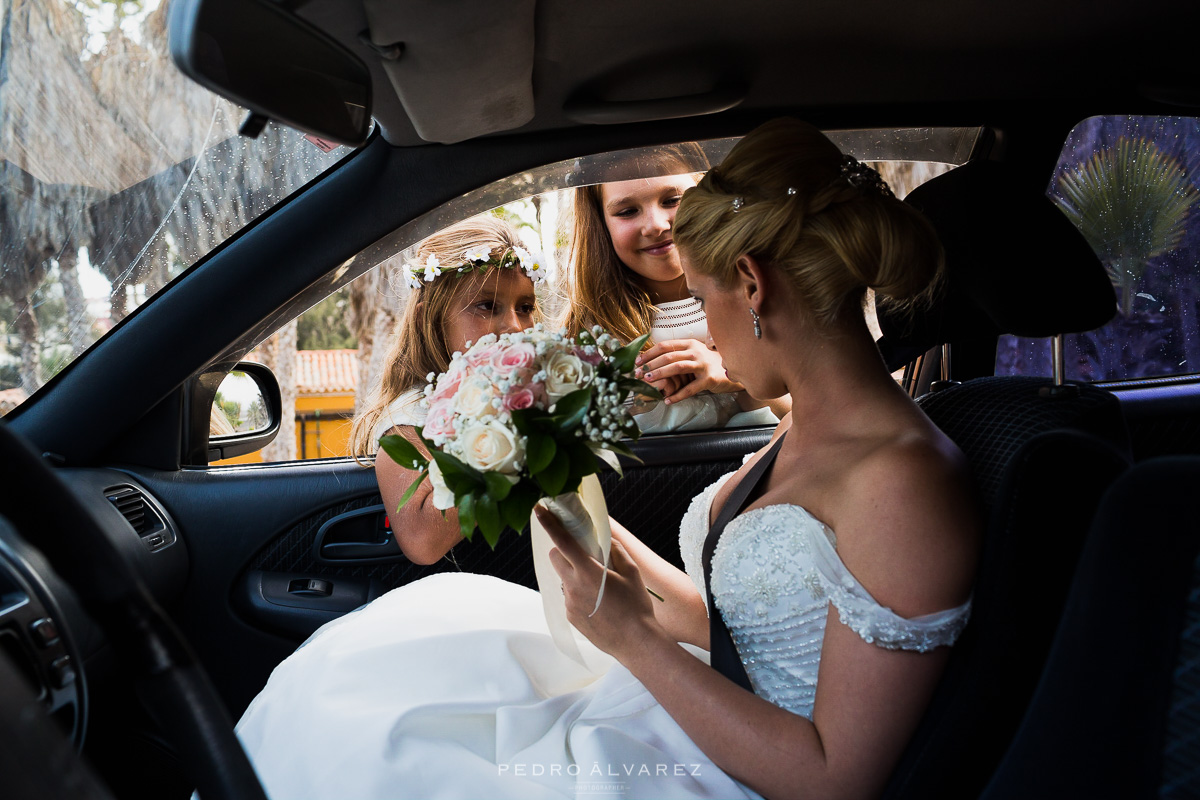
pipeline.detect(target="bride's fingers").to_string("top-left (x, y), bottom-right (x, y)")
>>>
top-left (535, 505), bottom-right (589, 565)
top-left (547, 546), bottom-right (573, 576)
top-left (609, 539), bottom-right (642, 581)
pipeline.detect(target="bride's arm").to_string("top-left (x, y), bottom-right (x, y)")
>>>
top-left (608, 519), bottom-right (710, 649)
top-left (541, 444), bottom-right (978, 800)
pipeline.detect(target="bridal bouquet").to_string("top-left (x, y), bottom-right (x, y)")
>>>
top-left (378, 324), bottom-right (659, 548)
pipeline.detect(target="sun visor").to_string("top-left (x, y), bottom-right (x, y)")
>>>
top-left (363, 0), bottom-right (536, 144)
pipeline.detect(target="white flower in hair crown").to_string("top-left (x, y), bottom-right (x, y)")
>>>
top-left (401, 245), bottom-right (548, 289)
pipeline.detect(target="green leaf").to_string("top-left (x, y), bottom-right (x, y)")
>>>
top-left (550, 388), bottom-right (592, 431)
top-left (510, 409), bottom-right (535, 436)
top-left (536, 446), bottom-right (569, 497)
top-left (526, 433), bottom-right (557, 474)
top-left (476, 493), bottom-right (502, 549)
top-left (612, 333), bottom-right (651, 372)
top-left (430, 450), bottom-right (485, 494)
top-left (552, 387), bottom-right (590, 418)
top-left (378, 434), bottom-right (426, 471)
top-left (413, 425), bottom-right (437, 454)
top-left (568, 442), bottom-right (599, 478)
top-left (456, 493), bottom-right (477, 541)
top-left (589, 443), bottom-right (623, 477)
top-left (500, 481), bottom-right (541, 533)
top-left (396, 468), bottom-right (428, 510)
top-left (605, 440), bottom-right (644, 464)
top-left (482, 472), bottom-right (515, 501)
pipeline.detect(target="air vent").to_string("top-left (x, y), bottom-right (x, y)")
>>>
top-left (105, 485), bottom-right (170, 551)
top-left (106, 486), bottom-right (149, 533)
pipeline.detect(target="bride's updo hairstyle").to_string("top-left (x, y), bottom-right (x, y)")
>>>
top-left (673, 118), bottom-right (944, 326)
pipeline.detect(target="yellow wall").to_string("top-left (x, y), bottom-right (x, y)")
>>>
top-left (212, 391), bottom-right (356, 466)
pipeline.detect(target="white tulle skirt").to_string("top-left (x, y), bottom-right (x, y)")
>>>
top-left (236, 573), bottom-right (759, 800)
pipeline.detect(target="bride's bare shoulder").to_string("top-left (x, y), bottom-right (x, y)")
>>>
top-left (833, 427), bottom-right (981, 618)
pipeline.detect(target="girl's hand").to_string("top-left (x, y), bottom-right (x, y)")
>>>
top-left (643, 372), bottom-right (688, 401)
top-left (538, 505), bottom-right (661, 660)
top-left (636, 339), bottom-right (743, 404)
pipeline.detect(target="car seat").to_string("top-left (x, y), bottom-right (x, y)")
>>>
top-left (978, 456), bottom-right (1200, 799)
top-left (876, 160), bottom-right (1133, 800)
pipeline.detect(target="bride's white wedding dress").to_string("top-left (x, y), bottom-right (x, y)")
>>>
top-left (236, 474), bottom-right (970, 799)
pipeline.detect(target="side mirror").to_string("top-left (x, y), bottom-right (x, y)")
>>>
top-left (168, 0), bottom-right (372, 147)
top-left (189, 362), bottom-right (282, 464)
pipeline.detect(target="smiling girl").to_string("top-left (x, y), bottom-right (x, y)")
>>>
top-left (349, 215), bottom-right (542, 563)
top-left (562, 146), bottom-right (784, 432)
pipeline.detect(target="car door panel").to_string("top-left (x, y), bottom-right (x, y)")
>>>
top-left (122, 426), bottom-right (772, 716)
top-left (1113, 381), bottom-right (1200, 460)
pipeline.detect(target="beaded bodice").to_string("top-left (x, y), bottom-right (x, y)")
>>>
top-left (680, 474), bottom-right (971, 719)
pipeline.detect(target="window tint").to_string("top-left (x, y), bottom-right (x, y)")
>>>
top-left (996, 115), bottom-right (1200, 382)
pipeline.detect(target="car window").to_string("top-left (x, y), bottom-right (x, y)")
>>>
top-left (0, 0), bottom-right (357, 418)
top-left (213, 129), bottom-right (978, 465)
top-left (996, 115), bottom-right (1200, 383)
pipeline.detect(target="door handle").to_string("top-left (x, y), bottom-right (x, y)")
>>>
top-left (313, 504), bottom-right (408, 563)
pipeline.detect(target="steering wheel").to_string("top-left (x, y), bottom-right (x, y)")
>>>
top-left (0, 419), bottom-right (267, 800)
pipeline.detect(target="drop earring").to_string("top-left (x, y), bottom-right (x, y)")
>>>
top-left (750, 308), bottom-right (762, 339)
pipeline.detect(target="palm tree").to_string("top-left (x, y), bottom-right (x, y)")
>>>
top-left (1054, 136), bottom-right (1198, 316)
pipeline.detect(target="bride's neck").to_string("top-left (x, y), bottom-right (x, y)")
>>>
top-left (779, 319), bottom-right (903, 428)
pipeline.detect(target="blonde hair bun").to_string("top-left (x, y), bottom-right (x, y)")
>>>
top-left (674, 118), bottom-right (944, 325)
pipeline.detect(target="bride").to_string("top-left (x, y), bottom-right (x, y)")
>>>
top-left (235, 118), bottom-right (980, 800)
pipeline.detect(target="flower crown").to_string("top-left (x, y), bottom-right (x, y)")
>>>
top-left (402, 245), bottom-right (547, 290)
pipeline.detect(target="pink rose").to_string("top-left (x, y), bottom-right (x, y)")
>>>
top-left (424, 399), bottom-right (456, 439)
top-left (502, 386), bottom-right (538, 411)
top-left (573, 346), bottom-right (603, 366)
top-left (466, 343), bottom-right (502, 369)
top-left (430, 361), bottom-right (466, 403)
top-left (491, 342), bottom-right (537, 374)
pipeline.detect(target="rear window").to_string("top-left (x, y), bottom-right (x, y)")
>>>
top-left (996, 115), bottom-right (1200, 383)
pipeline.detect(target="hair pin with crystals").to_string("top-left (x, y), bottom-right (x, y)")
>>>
top-left (401, 246), bottom-right (547, 290)
top-left (839, 156), bottom-right (894, 198)
top-left (730, 186), bottom-right (800, 212)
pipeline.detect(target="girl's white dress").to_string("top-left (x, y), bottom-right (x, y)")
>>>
top-left (633, 298), bottom-right (777, 434)
top-left (235, 466), bottom-right (971, 799)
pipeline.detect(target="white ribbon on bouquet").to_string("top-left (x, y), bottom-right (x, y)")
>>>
top-left (529, 473), bottom-right (616, 670)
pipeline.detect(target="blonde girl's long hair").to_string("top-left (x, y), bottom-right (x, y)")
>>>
top-left (674, 118), bottom-right (944, 327)
top-left (560, 143), bottom-right (709, 346)
top-left (349, 215), bottom-right (534, 458)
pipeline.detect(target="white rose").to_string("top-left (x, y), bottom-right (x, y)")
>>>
top-left (454, 375), bottom-right (499, 419)
top-left (459, 420), bottom-right (522, 474)
top-left (544, 351), bottom-right (594, 401)
top-left (427, 459), bottom-right (457, 510)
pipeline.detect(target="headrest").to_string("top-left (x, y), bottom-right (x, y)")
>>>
top-left (876, 160), bottom-right (1116, 369)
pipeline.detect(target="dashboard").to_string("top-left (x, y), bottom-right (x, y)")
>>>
top-left (0, 469), bottom-right (187, 749)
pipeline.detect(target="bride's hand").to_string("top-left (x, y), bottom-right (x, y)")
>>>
top-left (635, 338), bottom-right (743, 404)
top-left (538, 506), bottom-right (661, 659)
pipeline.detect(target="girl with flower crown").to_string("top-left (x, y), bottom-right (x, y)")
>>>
top-left (562, 145), bottom-right (787, 432)
top-left (239, 120), bottom-right (978, 800)
top-left (348, 214), bottom-right (544, 564)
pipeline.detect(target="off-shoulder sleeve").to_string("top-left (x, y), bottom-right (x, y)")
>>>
top-left (808, 527), bottom-right (971, 652)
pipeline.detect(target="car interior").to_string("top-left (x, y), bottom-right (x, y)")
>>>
top-left (1, 0), bottom-right (1198, 798)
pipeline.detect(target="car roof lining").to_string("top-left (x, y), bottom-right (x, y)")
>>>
top-left (293, 0), bottom-right (1194, 147)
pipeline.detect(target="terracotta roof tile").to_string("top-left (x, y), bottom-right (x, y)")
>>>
top-left (297, 349), bottom-right (359, 394)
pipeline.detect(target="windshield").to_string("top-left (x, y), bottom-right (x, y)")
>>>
top-left (0, 0), bottom-right (355, 416)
